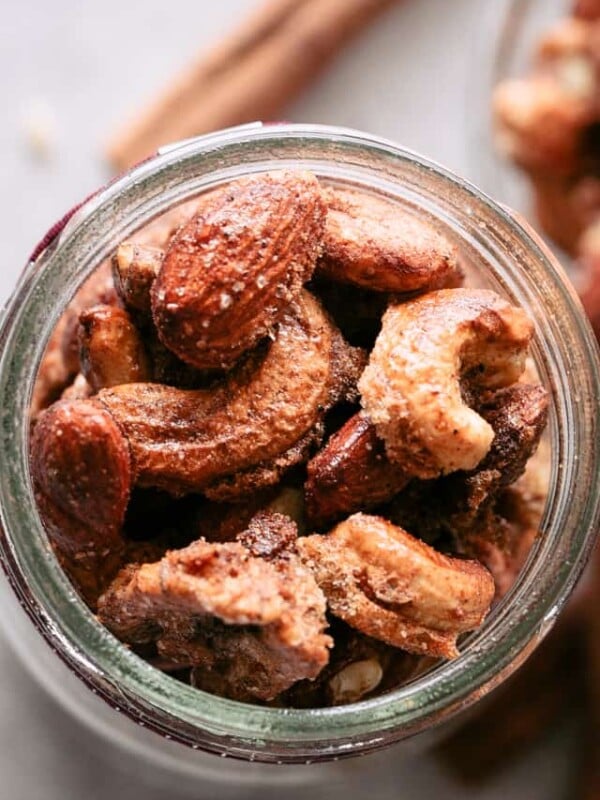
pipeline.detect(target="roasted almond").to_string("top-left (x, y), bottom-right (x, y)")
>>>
top-left (152, 170), bottom-right (327, 370)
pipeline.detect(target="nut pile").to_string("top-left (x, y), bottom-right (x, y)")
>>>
top-left (493, 0), bottom-right (600, 335)
top-left (30, 170), bottom-right (548, 707)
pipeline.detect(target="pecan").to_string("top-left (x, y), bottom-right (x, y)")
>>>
top-left (152, 171), bottom-right (326, 370)
top-left (176, 491), bottom-right (278, 545)
top-left (359, 289), bottom-right (533, 478)
top-left (317, 188), bottom-right (462, 293)
top-left (79, 305), bottom-right (152, 391)
top-left (98, 515), bottom-right (331, 701)
top-left (236, 510), bottom-right (298, 559)
top-left (441, 384), bottom-right (549, 526)
top-left (455, 438), bottom-right (550, 599)
top-left (298, 513), bottom-right (495, 659)
top-left (383, 384), bottom-right (548, 552)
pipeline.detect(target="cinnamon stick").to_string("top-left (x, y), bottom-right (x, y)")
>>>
top-left (106, 0), bottom-right (399, 171)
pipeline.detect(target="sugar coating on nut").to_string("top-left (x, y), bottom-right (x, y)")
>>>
top-left (112, 242), bottom-right (163, 318)
top-left (97, 291), bottom-right (361, 495)
top-left (493, 77), bottom-right (594, 174)
top-left (298, 513), bottom-right (495, 659)
top-left (31, 399), bottom-right (132, 606)
top-left (359, 288), bottom-right (533, 478)
top-left (98, 514), bottom-right (331, 701)
top-left (305, 412), bottom-right (408, 527)
top-left (152, 170), bottom-right (327, 370)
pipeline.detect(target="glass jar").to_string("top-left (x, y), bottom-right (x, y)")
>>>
top-left (0, 122), bottom-right (598, 792)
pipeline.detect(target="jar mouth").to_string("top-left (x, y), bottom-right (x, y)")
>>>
top-left (0, 123), bottom-right (598, 763)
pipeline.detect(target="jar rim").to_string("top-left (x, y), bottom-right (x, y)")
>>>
top-left (0, 122), bottom-right (598, 762)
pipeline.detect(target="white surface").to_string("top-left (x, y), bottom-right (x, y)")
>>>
top-left (0, 0), bottom-right (575, 797)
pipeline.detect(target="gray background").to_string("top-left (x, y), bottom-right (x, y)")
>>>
top-left (0, 1), bottom-right (577, 798)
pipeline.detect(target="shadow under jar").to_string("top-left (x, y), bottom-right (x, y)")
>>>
top-left (0, 123), bottom-right (598, 791)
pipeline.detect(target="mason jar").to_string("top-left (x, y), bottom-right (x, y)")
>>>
top-left (0, 123), bottom-right (598, 795)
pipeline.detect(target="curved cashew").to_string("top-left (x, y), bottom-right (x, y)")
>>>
top-left (152, 171), bottom-right (326, 370)
top-left (318, 188), bottom-right (462, 293)
top-left (359, 289), bottom-right (534, 478)
top-left (298, 513), bottom-right (495, 659)
top-left (79, 305), bottom-right (151, 391)
top-left (98, 515), bottom-right (331, 701)
top-left (97, 291), bottom-right (359, 495)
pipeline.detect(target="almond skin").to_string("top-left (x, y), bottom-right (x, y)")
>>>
top-left (318, 188), bottom-right (462, 293)
top-left (298, 513), bottom-right (495, 659)
top-left (151, 170), bottom-right (327, 370)
top-left (98, 292), bottom-right (350, 495)
top-left (31, 399), bottom-right (132, 606)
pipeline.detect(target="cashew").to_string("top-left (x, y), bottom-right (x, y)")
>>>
top-left (98, 516), bottom-right (331, 701)
top-left (31, 262), bottom-right (116, 419)
top-left (328, 658), bottom-right (383, 705)
top-left (359, 289), bottom-right (533, 478)
top-left (97, 291), bottom-right (359, 495)
top-left (79, 305), bottom-right (152, 391)
top-left (493, 75), bottom-right (594, 175)
top-left (298, 513), bottom-right (495, 659)
top-left (60, 373), bottom-right (92, 402)
top-left (31, 399), bottom-right (131, 606)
